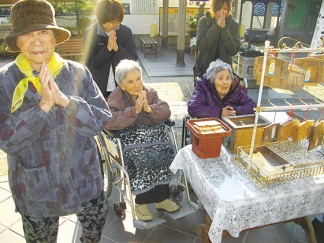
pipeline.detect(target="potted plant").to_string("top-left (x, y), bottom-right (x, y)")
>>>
top-left (52, 0), bottom-right (95, 37)
top-left (187, 2), bottom-right (206, 38)
top-left (187, 15), bottom-right (198, 38)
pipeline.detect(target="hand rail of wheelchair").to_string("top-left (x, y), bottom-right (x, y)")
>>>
top-left (163, 119), bottom-right (175, 127)
top-left (102, 129), bottom-right (120, 139)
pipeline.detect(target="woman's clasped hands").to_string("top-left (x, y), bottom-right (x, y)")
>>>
top-left (39, 62), bottom-right (70, 112)
top-left (107, 30), bottom-right (118, 52)
top-left (221, 105), bottom-right (236, 117)
top-left (135, 90), bottom-right (152, 114)
top-left (216, 9), bottom-right (226, 28)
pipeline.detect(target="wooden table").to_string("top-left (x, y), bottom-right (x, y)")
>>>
top-left (170, 145), bottom-right (324, 243)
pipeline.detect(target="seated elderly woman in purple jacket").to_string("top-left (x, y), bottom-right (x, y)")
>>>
top-left (188, 59), bottom-right (256, 118)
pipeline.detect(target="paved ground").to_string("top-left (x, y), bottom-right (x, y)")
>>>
top-left (0, 150), bottom-right (6, 177)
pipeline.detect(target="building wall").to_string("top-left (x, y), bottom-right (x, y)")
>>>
top-left (120, 0), bottom-right (211, 35)
top-left (311, 0), bottom-right (324, 49)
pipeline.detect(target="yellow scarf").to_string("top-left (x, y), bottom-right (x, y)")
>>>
top-left (11, 53), bottom-right (64, 113)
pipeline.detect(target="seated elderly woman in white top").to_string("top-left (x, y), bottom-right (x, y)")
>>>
top-left (106, 59), bottom-right (180, 221)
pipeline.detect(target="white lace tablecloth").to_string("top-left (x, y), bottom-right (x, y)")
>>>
top-left (170, 145), bottom-right (324, 243)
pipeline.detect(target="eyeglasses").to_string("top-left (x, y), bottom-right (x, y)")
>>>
top-left (109, 21), bottom-right (120, 25)
top-left (105, 21), bottom-right (120, 27)
top-left (103, 21), bottom-right (120, 31)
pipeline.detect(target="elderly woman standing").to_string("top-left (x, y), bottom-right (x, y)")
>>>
top-left (106, 59), bottom-right (180, 221)
top-left (193, 0), bottom-right (240, 83)
top-left (0, 0), bottom-right (111, 242)
top-left (188, 59), bottom-right (256, 118)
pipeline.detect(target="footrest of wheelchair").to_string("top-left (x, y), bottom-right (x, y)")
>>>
top-left (134, 218), bottom-right (166, 229)
top-left (166, 204), bottom-right (198, 220)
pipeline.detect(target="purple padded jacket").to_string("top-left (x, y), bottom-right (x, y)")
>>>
top-left (188, 76), bottom-right (256, 118)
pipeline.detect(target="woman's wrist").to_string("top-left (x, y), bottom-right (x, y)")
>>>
top-left (144, 104), bottom-right (152, 113)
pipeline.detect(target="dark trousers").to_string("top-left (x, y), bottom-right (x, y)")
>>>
top-left (135, 184), bottom-right (170, 204)
top-left (20, 192), bottom-right (108, 243)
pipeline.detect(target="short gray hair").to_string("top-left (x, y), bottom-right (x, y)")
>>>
top-left (205, 59), bottom-right (234, 84)
top-left (115, 59), bottom-right (142, 84)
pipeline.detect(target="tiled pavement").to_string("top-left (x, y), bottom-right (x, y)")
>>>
top-left (137, 44), bottom-right (195, 77)
top-left (0, 46), bottom-right (323, 242)
top-left (0, 174), bottom-right (319, 243)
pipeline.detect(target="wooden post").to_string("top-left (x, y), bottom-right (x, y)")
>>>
top-left (176, 0), bottom-right (186, 66)
top-left (75, 0), bottom-right (80, 36)
top-left (162, 0), bottom-right (169, 49)
top-left (263, 2), bottom-right (273, 30)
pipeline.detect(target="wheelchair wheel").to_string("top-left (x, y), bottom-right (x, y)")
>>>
top-left (114, 202), bottom-right (126, 220)
top-left (96, 133), bottom-right (113, 198)
top-left (169, 184), bottom-right (184, 203)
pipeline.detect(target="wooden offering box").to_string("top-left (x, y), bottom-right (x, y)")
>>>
top-left (187, 118), bottom-right (231, 159)
top-left (240, 145), bottom-right (294, 177)
top-left (222, 115), bottom-right (270, 153)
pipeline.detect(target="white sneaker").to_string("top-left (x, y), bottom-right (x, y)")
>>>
top-left (155, 199), bottom-right (180, 213)
top-left (135, 204), bottom-right (153, 221)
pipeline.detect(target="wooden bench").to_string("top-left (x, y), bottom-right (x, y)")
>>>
top-left (56, 38), bottom-right (83, 61)
top-left (140, 36), bottom-right (158, 58)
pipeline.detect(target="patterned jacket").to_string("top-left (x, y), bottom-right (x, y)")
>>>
top-left (106, 86), bottom-right (171, 130)
top-left (83, 23), bottom-right (138, 95)
top-left (188, 76), bottom-right (256, 118)
top-left (0, 59), bottom-right (111, 217)
top-left (194, 12), bottom-right (240, 77)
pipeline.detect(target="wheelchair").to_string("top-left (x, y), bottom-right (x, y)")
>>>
top-left (95, 120), bottom-right (200, 229)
